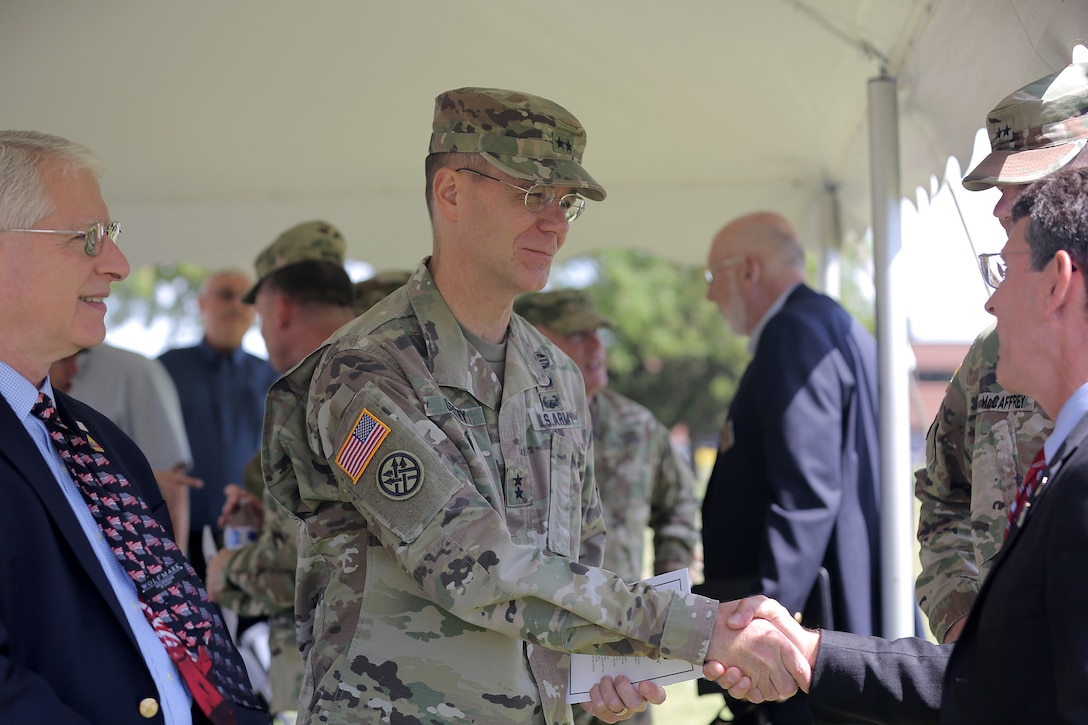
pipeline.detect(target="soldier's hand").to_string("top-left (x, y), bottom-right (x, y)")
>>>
top-left (703, 596), bottom-right (816, 701)
top-left (217, 483), bottom-right (264, 529)
top-left (205, 548), bottom-right (232, 602)
top-left (585, 675), bottom-right (664, 722)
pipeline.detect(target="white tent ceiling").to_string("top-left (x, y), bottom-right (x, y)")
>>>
top-left (4, 0), bottom-right (1086, 274)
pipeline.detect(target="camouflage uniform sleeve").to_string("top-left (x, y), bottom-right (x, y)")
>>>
top-left (578, 436), bottom-right (607, 570)
top-left (219, 454), bottom-right (298, 618)
top-left (313, 348), bottom-right (719, 664)
top-left (648, 423), bottom-right (698, 576)
top-left (914, 332), bottom-right (985, 640)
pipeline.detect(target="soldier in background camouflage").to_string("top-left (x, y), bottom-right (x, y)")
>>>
top-left (207, 220), bottom-right (360, 721)
top-left (516, 289), bottom-right (699, 725)
top-left (915, 61), bottom-right (1088, 642)
top-left (262, 87), bottom-right (809, 725)
top-left (352, 270), bottom-right (412, 315)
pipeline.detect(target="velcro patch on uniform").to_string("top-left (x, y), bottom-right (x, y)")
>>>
top-left (977, 392), bottom-right (1034, 412)
top-left (423, 395), bottom-right (486, 426)
top-left (346, 383), bottom-right (466, 543)
top-left (376, 451), bottom-right (424, 500)
top-left (530, 408), bottom-right (580, 431)
top-left (336, 408), bottom-right (390, 483)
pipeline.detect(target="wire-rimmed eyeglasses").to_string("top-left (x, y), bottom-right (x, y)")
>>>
top-left (704, 255), bottom-right (744, 284)
top-left (457, 168), bottom-right (586, 222)
top-left (978, 251), bottom-right (1031, 290)
top-left (0, 221), bottom-right (122, 257)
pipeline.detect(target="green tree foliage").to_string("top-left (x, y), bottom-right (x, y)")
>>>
top-left (551, 249), bottom-right (751, 445)
top-left (105, 262), bottom-right (208, 345)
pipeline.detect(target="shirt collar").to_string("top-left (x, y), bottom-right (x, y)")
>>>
top-left (1044, 381), bottom-right (1088, 463)
top-left (748, 282), bottom-right (803, 354)
top-left (197, 338), bottom-right (245, 366)
top-left (0, 359), bottom-right (55, 419)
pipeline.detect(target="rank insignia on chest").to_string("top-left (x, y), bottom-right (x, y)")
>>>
top-left (337, 408), bottom-right (390, 483)
top-left (505, 469), bottom-right (532, 507)
top-left (376, 451), bottom-right (424, 500)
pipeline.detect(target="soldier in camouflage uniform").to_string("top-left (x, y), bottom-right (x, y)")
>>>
top-left (262, 87), bottom-right (809, 725)
top-left (915, 62), bottom-right (1088, 642)
top-left (516, 289), bottom-right (699, 725)
top-left (207, 220), bottom-right (360, 721)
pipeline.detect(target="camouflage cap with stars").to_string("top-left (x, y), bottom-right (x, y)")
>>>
top-left (513, 289), bottom-right (614, 335)
top-left (962, 62), bottom-right (1088, 191)
top-left (242, 220), bottom-right (346, 303)
top-left (429, 86), bottom-right (606, 201)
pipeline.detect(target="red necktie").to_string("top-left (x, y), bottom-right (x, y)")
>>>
top-left (33, 393), bottom-right (260, 724)
top-left (1005, 447), bottom-right (1047, 539)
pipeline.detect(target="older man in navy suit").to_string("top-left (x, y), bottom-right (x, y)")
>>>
top-left (700, 211), bottom-right (883, 724)
top-left (0, 131), bottom-right (266, 724)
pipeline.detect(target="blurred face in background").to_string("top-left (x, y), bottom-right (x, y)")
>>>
top-left (199, 270), bottom-right (255, 352)
top-left (534, 324), bottom-right (609, 398)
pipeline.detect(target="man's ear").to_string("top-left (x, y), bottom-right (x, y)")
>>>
top-left (274, 293), bottom-right (293, 330)
top-left (744, 256), bottom-right (761, 287)
top-left (432, 167), bottom-right (462, 222)
top-left (1045, 249), bottom-right (1078, 318)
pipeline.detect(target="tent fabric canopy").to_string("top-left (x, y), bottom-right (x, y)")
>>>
top-left (4, 1), bottom-right (1085, 273)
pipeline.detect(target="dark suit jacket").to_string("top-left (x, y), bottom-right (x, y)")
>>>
top-left (808, 413), bottom-right (1088, 724)
top-left (702, 285), bottom-right (883, 635)
top-left (0, 390), bottom-right (267, 724)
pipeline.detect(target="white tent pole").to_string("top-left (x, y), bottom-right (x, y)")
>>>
top-left (820, 182), bottom-right (843, 299)
top-left (868, 73), bottom-right (915, 639)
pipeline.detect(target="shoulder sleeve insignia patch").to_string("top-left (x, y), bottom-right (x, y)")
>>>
top-left (336, 408), bottom-right (390, 483)
top-left (376, 451), bottom-right (424, 500)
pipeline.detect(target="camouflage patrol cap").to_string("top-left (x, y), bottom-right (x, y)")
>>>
top-left (430, 87), bottom-right (606, 201)
top-left (514, 289), bottom-right (614, 335)
top-left (242, 220), bottom-right (346, 303)
top-left (352, 269), bottom-right (411, 315)
top-left (962, 62), bottom-right (1088, 191)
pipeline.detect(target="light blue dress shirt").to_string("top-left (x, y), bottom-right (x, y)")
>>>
top-left (1043, 381), bottom-right (1088, 464)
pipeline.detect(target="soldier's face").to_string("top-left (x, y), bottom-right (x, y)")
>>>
top-left (459, 167), bottom-right (572, 296)
top-left (536, 324), bottom-right (608, 397)
top-left (253, 286), bottom-right (291, 374)
top-left (992, 184), bottom-right (1028, 233)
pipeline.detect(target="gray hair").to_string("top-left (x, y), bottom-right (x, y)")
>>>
top-left (0, 131), bottom-right (103, 229)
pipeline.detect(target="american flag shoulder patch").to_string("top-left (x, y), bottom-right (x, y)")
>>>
top-left (336, 408), bottom-right (390, 483)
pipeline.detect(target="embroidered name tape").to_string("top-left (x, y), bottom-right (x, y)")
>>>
top-left (337, 408), bottom-right (390, 483)
top-left (977, 393), bottom-right (1034, 412)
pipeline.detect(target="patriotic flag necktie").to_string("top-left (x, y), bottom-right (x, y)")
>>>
top-left (1005, 447), bottom-right (1047, 539)
top-left (32, 393), bottom-right (260, 724)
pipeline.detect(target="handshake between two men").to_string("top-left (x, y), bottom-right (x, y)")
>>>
top-left (590, 596), bottom-right (816, 723)
top-left (702, 595), bottom-right (818, 702)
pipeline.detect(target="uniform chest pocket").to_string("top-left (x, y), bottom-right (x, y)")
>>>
top-left (547, 434), bottom-right (581, 558)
